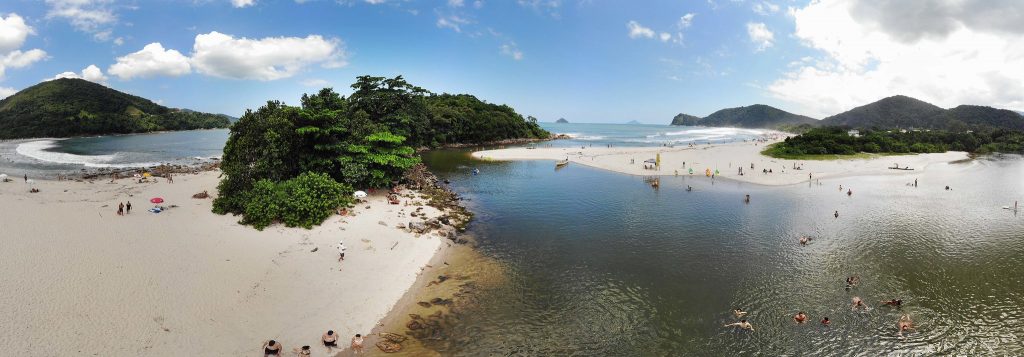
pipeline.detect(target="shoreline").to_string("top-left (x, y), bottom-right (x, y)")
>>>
top-left (0, 169), bottom-right (458, 356)
top-left (471, 140), bottom-right (971, 186)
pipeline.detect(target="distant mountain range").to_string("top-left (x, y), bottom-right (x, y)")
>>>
top-left (626, 120), bottom-right (642, 124)
top-left (0, 78), bottom-right (233, 139)
top-left (671, 95), bottom-right (1024, 131)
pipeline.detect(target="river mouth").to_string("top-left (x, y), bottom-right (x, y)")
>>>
top-left (394, 149), bottom-right (1024, 355)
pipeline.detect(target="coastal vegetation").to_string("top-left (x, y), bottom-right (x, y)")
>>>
top-left (214, 75), bottom-right (549, 229)
top-left (0, 78), bottom-right (232, 139)
top-left (764, 126), bottom-right (1024, 159)
top-left (671, 95), bottom-right (1024, 132)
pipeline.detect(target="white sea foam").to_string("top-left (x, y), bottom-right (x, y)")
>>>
top-left (15, 140), bottom-right (160, 168)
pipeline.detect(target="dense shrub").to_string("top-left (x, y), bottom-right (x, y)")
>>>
top-left (239, 172), bottom-right (353, 230)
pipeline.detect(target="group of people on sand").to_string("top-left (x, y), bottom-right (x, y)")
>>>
top-left (724, 276), bottom-right (916, 338)
top-left (262, 331), bottom-right (365, 356)
top-left (117, 201), bottom-right (132, 215)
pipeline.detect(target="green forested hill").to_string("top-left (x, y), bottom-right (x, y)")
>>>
top-left (0, 78), bottom-right (231, 139)
top-left (699, 104), bottom-right (819, 128)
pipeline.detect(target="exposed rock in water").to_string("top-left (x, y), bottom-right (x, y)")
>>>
top-left (417, 301), bottom-right (431, 308)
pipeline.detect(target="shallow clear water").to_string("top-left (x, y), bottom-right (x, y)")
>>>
top-left (539, 122), bottom-right (767, 147)
top-left (422, 150), bottom-right (1024, 355)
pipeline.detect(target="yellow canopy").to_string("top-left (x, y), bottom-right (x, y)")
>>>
top-left (656, 153), bottom-right (661, 168)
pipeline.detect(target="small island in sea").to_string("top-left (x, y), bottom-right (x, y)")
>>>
top-left (555, 117), bottom-right (569, 123)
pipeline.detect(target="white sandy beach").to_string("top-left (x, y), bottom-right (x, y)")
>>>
top-left (473, 140), bottom-right (970, 186)
top-left (0, 171), bottom-right (447, 356)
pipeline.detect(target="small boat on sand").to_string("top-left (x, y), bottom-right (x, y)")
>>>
top-left (555, 159), bottom-right (570, 168)
top-left (888, 166), bottom-right (914, 170)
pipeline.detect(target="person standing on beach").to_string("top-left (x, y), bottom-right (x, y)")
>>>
top-left (322, 330), bottom-right (338, 353)
top-left (24, 174), bottom-right (27, 182)
top-left (263, 340), bottom-right (282, 356)
top-left (126, 201), bottom-right (132, 214)
top-left (834, 210), bottom-right (839, 218)
top-left (914, 178), bottom-right (918, 187)
top-left (337, 241), bottom-right (347, 261)
top-left (117, 202), bottom-right (124, 216)
top-left (351, 334), bottom-right (365, 354)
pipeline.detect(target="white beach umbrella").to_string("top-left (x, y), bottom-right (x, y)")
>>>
top-left (353, 190), bottom-right (368, 199)
top-left (0, 174), bottom-right (7, 180)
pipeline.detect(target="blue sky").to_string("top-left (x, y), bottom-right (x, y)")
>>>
top-left (1, 0), bottom-right (1022, 123)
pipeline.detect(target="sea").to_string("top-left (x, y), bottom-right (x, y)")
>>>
top-left (3, 123), bottom-right (1023, 355)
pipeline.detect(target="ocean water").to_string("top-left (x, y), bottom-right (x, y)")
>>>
top-left (0, 129), bottom-right (229, 176)
top-left (0, 123), bottom-right (756, 177)
top-left (421, 150), bottom-right (1024, 355)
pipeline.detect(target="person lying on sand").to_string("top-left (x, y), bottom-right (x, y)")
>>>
top-left (262, 340), bottom-right (282, 356)
top-left (793, 311), bottom-right (808, 323)
top-left (322, 330), bottom-right (338, 352)
top-left (294, 345), bottom-right (311, 356)
top-left (724, 320), bottom-right (754, 331)
top-left (897, 314), bottom-right (915, 338)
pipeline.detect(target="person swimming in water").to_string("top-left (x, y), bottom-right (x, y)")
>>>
top-left (799, 236), bottom-right (812, 245)
top-left (793, 311), bottom-right (808, 323)
top-left (845, 276), bottom-right (860, 289)
top-left (724, 319), bottom-right (754, 331)
top-left (852, 296), bottom-right (867, 310)
top-left (820, 317), bottom-right (831, 326)
top-left (733, 308), bottom-right (748, 318)
top-left (881, 299), bottom-right (903, 307)
top-left (897, 314), bottom-right (915, 338)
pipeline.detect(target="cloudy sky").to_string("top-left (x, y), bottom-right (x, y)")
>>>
top-left (1, 0), bottom-right (1021, 122)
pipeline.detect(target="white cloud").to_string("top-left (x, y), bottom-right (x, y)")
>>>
top-left (0, 86), bottom-right (16, 99)
top-left (752, 1), bottom-right (780, 15)
top-left (190, 31), bottom-right (346, 81)
top-left (500, 42), bottom-right (523, 60)
top-left (0, 13), bottom-right (34, 53)
top-left (448, 0), bottom-right (464, 7)
top-left (627, 21), bottom-right (655, 39)
top-left (746, 22), bottom-right (774, 51)
top-left (768, 0), bottom-right (1024, 117)
top-left (678, 13), bottom-right (696, 29)
top-left (301, 78), bottom-right (329, 87)
top-left (45, 0), bottom-right (118, 41)
top-left (659, 32), bottom-right (671, 42)
top-left (232, 0), bottom-right (256, 8)
top-left (0, 14), bottom-right (48, 80)
top-left (108, 43), bottom-right (192, 80)
top-left (517, 0), bottom-right (562, 18)
top-left (437, 15), bottom-right (471, 33)
top-left (52, 64), bottom-right (108, 82)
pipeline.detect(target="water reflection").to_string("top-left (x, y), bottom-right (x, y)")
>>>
top-left (421, 150), bottom-right (1024, 355)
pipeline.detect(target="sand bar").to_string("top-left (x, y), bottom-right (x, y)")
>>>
top-left (472, 140), bottom-right (969, 186)
top-left (0, 171), bottom-right (445, 356)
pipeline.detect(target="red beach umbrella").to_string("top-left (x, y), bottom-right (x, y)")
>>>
top-left (150, 197), bottom-right (164, 204)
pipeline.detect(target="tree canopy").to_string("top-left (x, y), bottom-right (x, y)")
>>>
top-left (214, 75), bottom-right (549, 229)
top-left (764, 126), bottom-right (1024, 159)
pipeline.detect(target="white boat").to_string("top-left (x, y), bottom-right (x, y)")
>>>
top-left (555, 159), bottom-right (570, 168)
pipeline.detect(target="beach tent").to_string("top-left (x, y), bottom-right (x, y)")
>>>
top-left (353, 191), bottom-right (368, 199)
top-left (643, 159), bottom-right (657, 164)
top-left (143, 172), bottom-right (152, 178)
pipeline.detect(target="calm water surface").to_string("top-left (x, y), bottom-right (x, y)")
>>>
top-left (423, 150), bottom-right (1024, 355)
